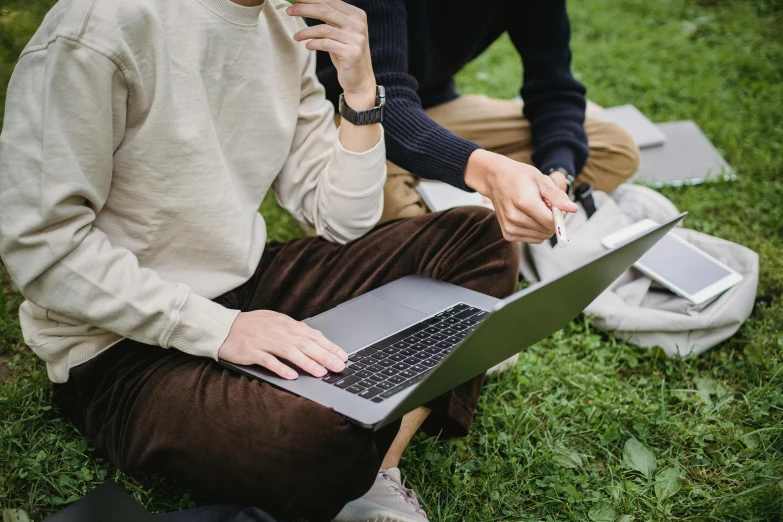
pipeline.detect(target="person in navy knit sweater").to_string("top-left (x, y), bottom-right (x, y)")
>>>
top-left (311, 0), bottom-right (639, 241)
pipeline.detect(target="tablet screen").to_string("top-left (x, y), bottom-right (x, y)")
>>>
top-left (637, 235), bottom-right (731, 294)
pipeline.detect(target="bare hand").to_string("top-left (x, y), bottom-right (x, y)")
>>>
top-left (548, 170), bottom-right (569, 193)
top-left (465, 150), bottom-right (578, 243)
top-left (218, 310), bottom-right (348, 380)
top-left (289, 0), bottom-right (376, 110)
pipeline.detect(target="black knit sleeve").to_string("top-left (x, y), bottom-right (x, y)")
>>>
top-left (506, 0), bottom-right (589, 178)
top-left (357, 0), bottom-right (481, 191)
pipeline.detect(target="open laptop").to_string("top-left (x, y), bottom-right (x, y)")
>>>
top-left (221, 213), bottom-right (686, 430)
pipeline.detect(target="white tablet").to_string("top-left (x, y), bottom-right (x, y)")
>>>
top-left (602, 219), bottom-right (743, 304)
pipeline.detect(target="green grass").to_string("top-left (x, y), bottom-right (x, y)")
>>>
top-left (2, 0), bottom-right (783, 520)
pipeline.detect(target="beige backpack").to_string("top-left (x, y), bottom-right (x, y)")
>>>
top-left (519, 184), bottom-right (759, 357)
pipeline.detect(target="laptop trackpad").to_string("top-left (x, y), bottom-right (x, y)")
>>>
top-left (305, 295), bottom-right (426, 354)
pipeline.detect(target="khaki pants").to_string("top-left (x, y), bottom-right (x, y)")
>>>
top-left (374, 95), bottom-right (640, 223)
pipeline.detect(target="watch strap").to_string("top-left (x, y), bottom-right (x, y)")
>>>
top-left (339, 85), bottom-right (385, 126)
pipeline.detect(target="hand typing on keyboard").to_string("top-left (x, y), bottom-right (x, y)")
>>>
top-left (321, 303), bottom-right (489, 402)
top-left (218, 310), bottom-right (349, 380)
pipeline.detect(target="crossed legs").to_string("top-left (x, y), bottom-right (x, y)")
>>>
top-left (53, 207), bottom-right (520, 521)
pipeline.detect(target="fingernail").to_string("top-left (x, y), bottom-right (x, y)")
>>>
top-left (338, 350), bottom-right (349, 361)
top-left (316, 365), bottom-right (327, 377)
top-left (286, 6), bottom-right (293, 14)
top-left (287, 370), bottom-right (298, 380)
top-left (333, 358), bottom-right (345, 371)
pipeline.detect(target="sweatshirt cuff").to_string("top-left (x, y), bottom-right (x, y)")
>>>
top-left (327, 126), bottom-right (387, 196)
top-left (167, 292), bottom-right (240, 360)
top-left (536, 146), bottom-right (578, 179)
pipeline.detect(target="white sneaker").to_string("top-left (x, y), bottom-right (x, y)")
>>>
top-left (333, 467), bottom-right (428, 522)
top-left (486, 353), bottom-right (519, 375)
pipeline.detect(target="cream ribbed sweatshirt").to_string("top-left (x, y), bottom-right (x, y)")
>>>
top-left (0, 0), bottom-right (386, 383)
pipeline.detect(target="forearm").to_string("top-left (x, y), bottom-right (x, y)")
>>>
top-left (275, 39), bottom-right (385, 241)
top-left (508, 0), bottom-right (589, 177)
top-left (523, 91), bottom-right (588, 178)
top-left (338, 88), bottom-right (382, 152)
top-left (1, 222), bottom-right (238, 358)
top-left (318, 126), bottom-right (386, 242)
top-left (275, 104), bottom-right (386, 244)
top-left (382, 95), bottom-right (482, 190)
top-left (463, 149), bottom-right (497, 195)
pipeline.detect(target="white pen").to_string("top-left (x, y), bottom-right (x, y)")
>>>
top-left (552, 207), bottom-right (569, 248)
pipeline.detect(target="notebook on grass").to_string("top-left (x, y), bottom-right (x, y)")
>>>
top-left (416, 181), bottom-right (494, 212)
top-left (635, 120), bottom-right (734, 187)
top-left (592, 104), bottom-right (667, 149)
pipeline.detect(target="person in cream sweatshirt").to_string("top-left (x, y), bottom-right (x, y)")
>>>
top-left (0, 0), bottom-right (386, 383)
top-left (0, 0), bottom-right (520, 520)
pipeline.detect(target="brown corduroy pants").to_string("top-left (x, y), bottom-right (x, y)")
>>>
top-left (52, 207), bottom-right (520, 521)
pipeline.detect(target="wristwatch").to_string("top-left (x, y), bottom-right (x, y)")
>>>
top-left (546, 167), bottom-right (576, 199)
top-left (339, 85), bottom-right (386, 126)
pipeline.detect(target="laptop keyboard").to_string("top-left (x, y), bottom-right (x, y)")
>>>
top-left (321, 303), bottom-right (488, 403)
